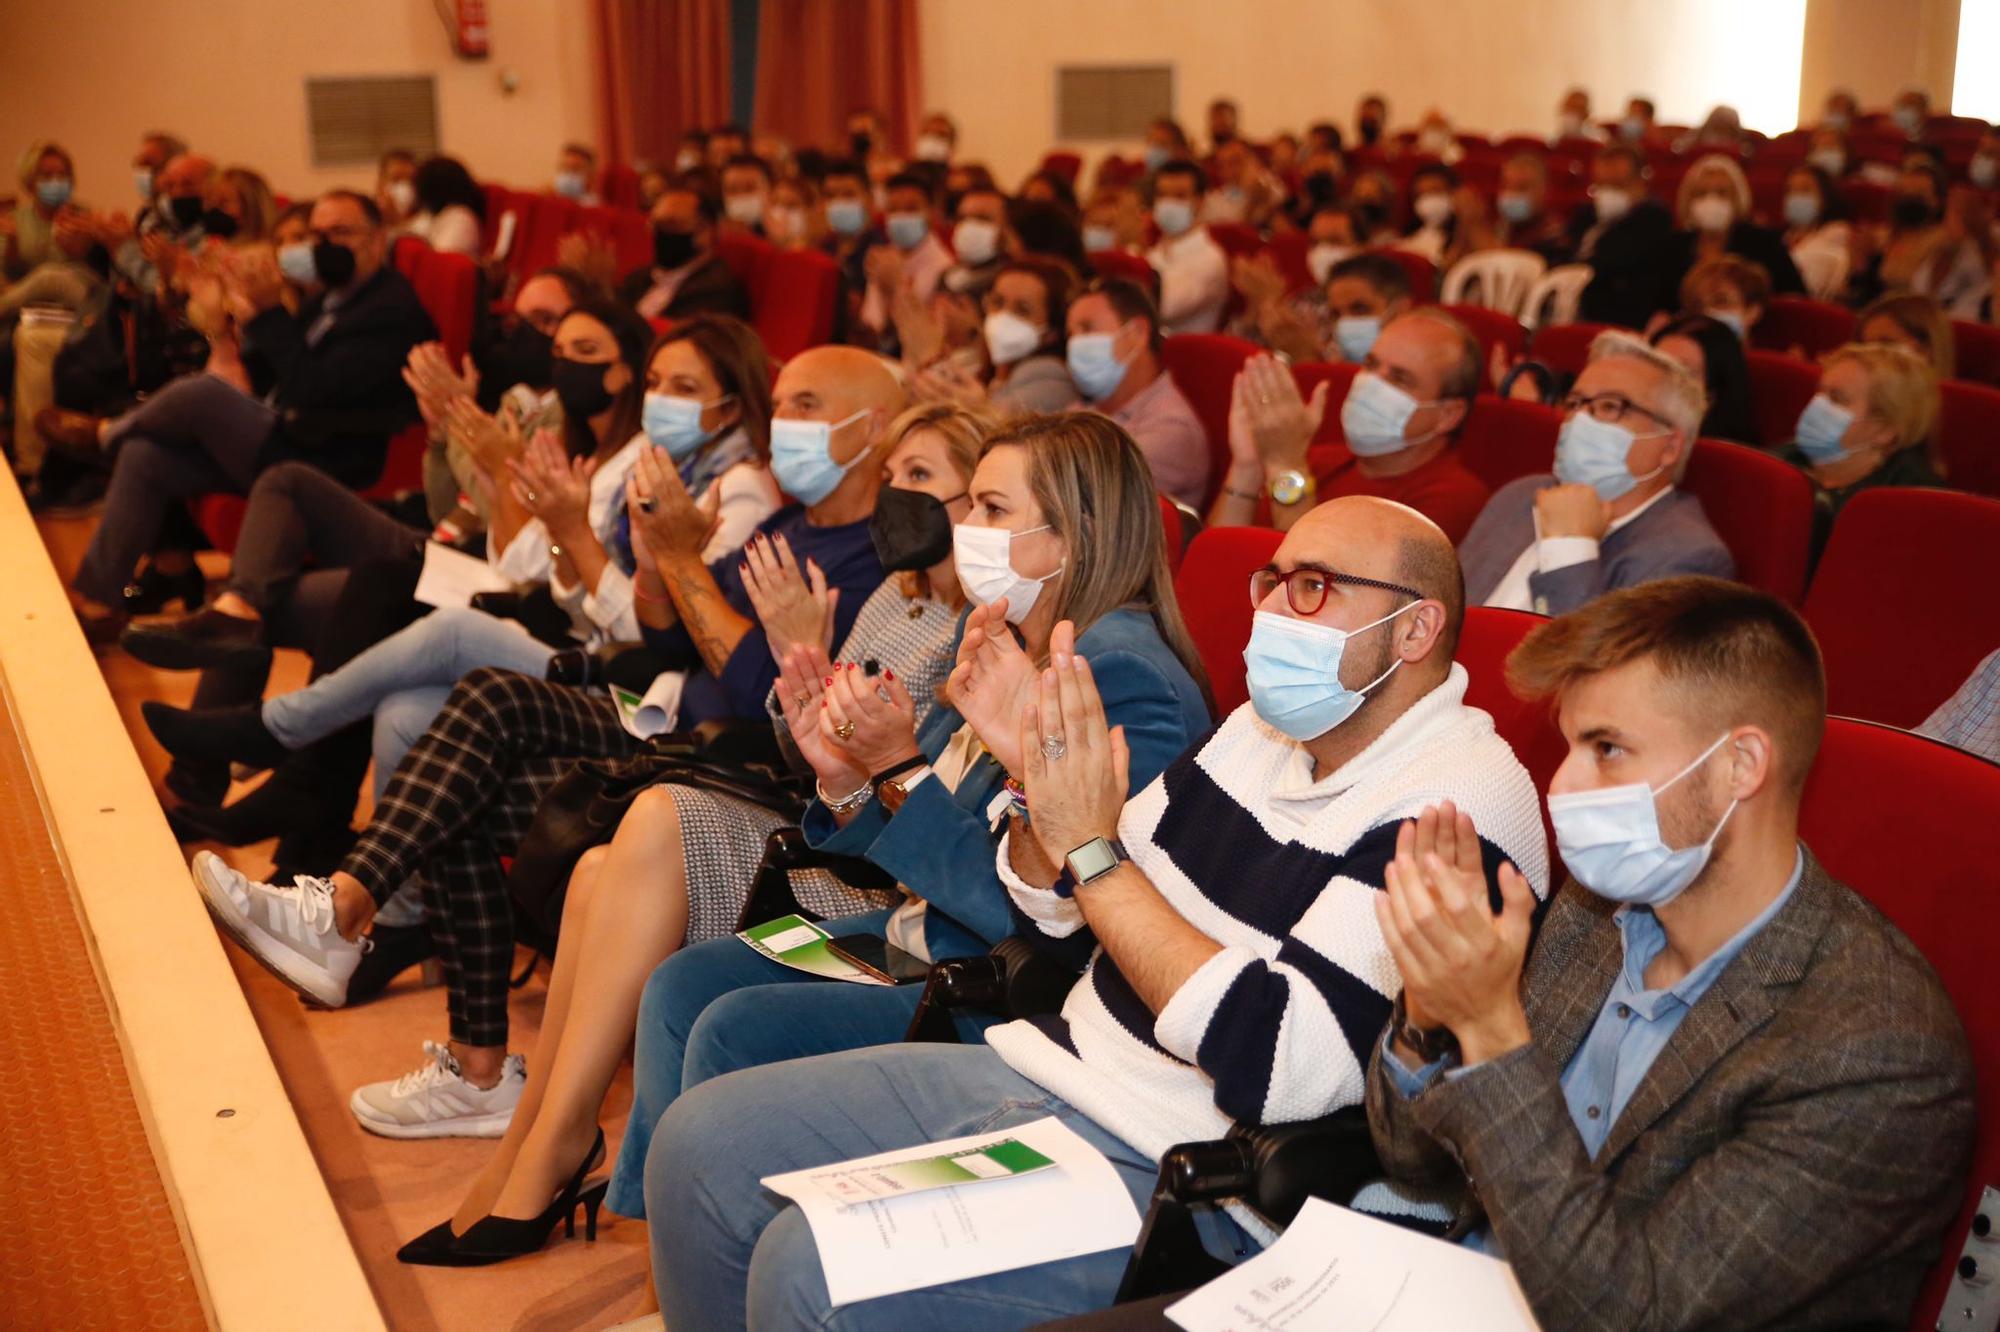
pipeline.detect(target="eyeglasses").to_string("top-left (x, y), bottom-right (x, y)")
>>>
top-left (1560, 390), bottom-right (1671, 430)
top-left (1250, 565), bottom-right (1422, 616)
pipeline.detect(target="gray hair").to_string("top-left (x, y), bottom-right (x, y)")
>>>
top-left (1587, 330), bottom-right (1708, 478)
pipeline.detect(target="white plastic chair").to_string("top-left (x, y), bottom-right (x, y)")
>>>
top-left (1439, 249), bottom-right (1547, 317)
top-left (1520, 264), bottom-right (1594, 330)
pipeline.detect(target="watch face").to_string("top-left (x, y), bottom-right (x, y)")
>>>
top-left (1269, 469), bottom-right (1308, 506)
top-left (1064, 837), bottom-right (1120, 884)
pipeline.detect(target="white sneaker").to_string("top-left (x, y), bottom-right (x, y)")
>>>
top-left (191, 850), bottom-right (366, 1006)
top-left (350, 1040), bottom-right (526, 1139)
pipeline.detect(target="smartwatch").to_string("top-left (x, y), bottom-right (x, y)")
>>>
top-left (1051, 836), bottom-right (1129, 899)
top-left (1268, 468), bottom-right (1312, 507)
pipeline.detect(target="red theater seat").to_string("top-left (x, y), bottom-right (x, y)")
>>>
top-left (1802, 487), bottom-right (2000, 728)
top-left (1174, 526), bottom-right (1281, 718)
top-left (1291, 361), bottom-right (1359, 448)
top-left (714, 233), bottom-right (777, 315)
top-left (1796, 718), bottom-right (2000, 1332)
top-left (1751, 295), bottom-right (1855, 359)
top-left (1037, 152), bottom-right (1083, 185)
top-left (1455, 396), bottom-right (1562, 493)
top-left (1937, 379), bottom-right (2000, 500)
top-left (1262, 232), bottom-right (1315, 294)
top-left (1953, 319), bottom-right (2000, 389)
top-left (1745, 349), bottom-right (1820, 449)
top-left (1458, 606), bottom-right (1564, 849)
top-left (1367, 248), bottom-right (1438, 302)
top-left (1529, 321), bottom-right (1616, 376)
top-left (574, 204), bottom-right (652, 273)
top-left (1439, 303), bottom-right (1528, 386)
top-left (756, 247), bottom-right (840, 361)
top-left (1161, 334), bottom-right (1261, 507)
top-left (1089, 249), bottom-right (1160, 296)
top-left (1681, 438), bottom-right (1815, 604)
top-left (1205, 223), bottom-right (1263, 260)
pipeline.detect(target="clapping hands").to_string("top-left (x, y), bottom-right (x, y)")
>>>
top-left (946, 606), bottom-right (1076, 779)
top-left (1228, 354), bottom-right (1323, 472)
top-left (508, 429), bottom-right (595, 535)
top-left (742, 531), bottom-right (838, 661)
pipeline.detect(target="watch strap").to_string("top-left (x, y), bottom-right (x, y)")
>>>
top-left (870, 755), bottom-right (928, 798)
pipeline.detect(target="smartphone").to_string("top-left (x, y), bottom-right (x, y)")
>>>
top-left (826, 933), bottom-right (931, 985)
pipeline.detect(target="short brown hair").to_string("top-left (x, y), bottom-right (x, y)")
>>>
top-left (1505, 576), bottom-right (1826, 796)
top-left (1679, 254), bottom-right (1771, 314)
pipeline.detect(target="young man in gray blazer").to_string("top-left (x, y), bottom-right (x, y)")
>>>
top-left (1372, 576), bottom-right (1973, 1329)
top-left (1458, 331), bottom-right (1734, 615)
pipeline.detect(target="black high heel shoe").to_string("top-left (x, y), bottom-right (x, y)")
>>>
top-left (399, 1128), bottom-right (607, 1268)
top-left (122, 561), bottom-right (206, 616)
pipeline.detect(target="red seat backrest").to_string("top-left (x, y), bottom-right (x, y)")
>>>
top-left (1530, 321), bottom-right (1617, 376)
top-left (756, 247), bottom-right (840, 362)
top-left (1038, 152), bottom-right (1083, 185)
top-left (1156, 495), bottom-right (1189, 576)
top-left (1750, 295), bottom-right (1856, 359)
top-left (479, 183), bottom-right (514, 253)
top-left (1173, 526), bottom-right (1282, 718)
top-left (1439, 303), bottom-right (1528, 387)
top-left (1936, 379), bottom-right (2000, 500)
top-left (1951, 320), bottom-right (2000, 390)
top-left (1802, 487), bottom-right (2000, 727)
top-left (597, 163), bottom-right (642, 211)
top-left (573, 204), bottom-right (652, 273)
top-left (1843, 178), bottom-right (1893, 226)
top-left (1205, 223), bottom-right (1263, 260)
top-left (518, 194), bottom-right (580, 275)
top-left (1745, 348), bottom-right (1822, 449)
top-left (391, 234), bottom-right (427, 280)
top-left (409, 248), bottom-right (480, 364)
top-left (1457, 606), bottom-right (1563, 852)
top-left (1367, 247), bottom-right (1438, 302)
top-left (1090, 248), bottom-right (1162, 299)
top-left (1680, 438), bottom-right (1816, 605)
top-left (715, 232), bottom-right (777, 314)
top-left (1263, 232), bottom-right (1315, 295)
top-left (1290, 360), bottom-right (1359, 449)
top-left (1796, 717), bottom-right (2000, 1331)
top-left (1456, 396), bottom-right (1562, 493)
top-left (1160, 333), bottom-right (1261, 507)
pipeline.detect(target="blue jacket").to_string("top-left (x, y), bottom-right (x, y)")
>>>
top-left (804, 606), bottom-right (1213, 957)
top-left (1459, 475), bottom-right (1736, 616)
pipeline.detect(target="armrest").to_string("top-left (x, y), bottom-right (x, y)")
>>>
top-left (1164, 1107), bottom-right (1380, 1226)
top-left (688, 718), bottom-right (785, 768)
top-left (902, 934), bottom-right (1081, 1042)
top-left (732, 827), bottom-right (899, 933)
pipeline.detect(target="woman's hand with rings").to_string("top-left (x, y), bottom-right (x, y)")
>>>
top-left (776, 643), bottom-right (866, 793)
top-left (820, 661), bottom-right (923, 778)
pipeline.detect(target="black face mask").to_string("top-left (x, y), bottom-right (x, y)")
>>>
top-left (1359, 118), bottom-right (1383, 147)
top-left (312, 240), bottom-right (357, 289)
top-left (201, 208), bottom-right (238, 240)
top-left (869, 486), bottom-right (961, 573)
top-left (1890, 195), bottom-right (1934, 229)
top-left (850, 131), bottom-right (874, 160)
top-left (477, 322), bottom-right (556, 394)
top-left (551, 355), bottom-right (616, 420)
top-left (1351, 201), bottom-right (1389, 236)
top-left (168, 194), bottom-right (205, 231)
top-left (1303, 171), bottom-right (1341, 207)
top-left (653, 226), bottom-right (699, 269)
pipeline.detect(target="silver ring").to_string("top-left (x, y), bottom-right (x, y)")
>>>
top-left (1041, 734), bottom-right (1067, 761)
top-left (525, 489), bottom-right (538, 503)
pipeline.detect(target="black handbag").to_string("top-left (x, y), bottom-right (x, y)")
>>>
top-left (503, 731), bottom-right (810, 950)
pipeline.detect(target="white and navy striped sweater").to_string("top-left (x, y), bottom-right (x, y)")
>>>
top-left (987, 665), bottom-right (1549, 1211)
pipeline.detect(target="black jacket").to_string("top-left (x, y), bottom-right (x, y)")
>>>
top-left (241, 264), bottom-right (435, 488)
top-left (1659, 221), bottom-right (1807, 305)
top-left (616, 254), bottom-right (751, 321)
top-left (1571, 198), bottom-right (1677, 329)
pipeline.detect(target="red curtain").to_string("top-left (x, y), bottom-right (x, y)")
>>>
top-left (594, 0), bottom-right (734, 169)
top-left (753, 0), bottom-right (922, 156)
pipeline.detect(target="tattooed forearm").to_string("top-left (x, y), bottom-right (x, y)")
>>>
top-left (663, 553), bottom-right (753, 675)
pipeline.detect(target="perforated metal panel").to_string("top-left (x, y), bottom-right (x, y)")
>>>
top-left (1056, 65), bottom-right (1174, 142)
top-left (306, 75), bottom-right (439, 166)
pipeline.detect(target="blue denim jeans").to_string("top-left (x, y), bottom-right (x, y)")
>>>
top-left (610, 906), bottom-right (996, 1216)
top-left (260, 606), bottom-right (554, 763)
top-left (644, 1042), bottom-right (1255, 1331)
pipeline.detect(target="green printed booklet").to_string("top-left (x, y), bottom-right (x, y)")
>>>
top-left (813, 1138), bottom-right (1058, 1206)
top-left (737, 914), bottom-right (890, 985)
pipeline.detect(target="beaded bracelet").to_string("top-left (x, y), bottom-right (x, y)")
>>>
top-left (818, 777), bottom-right (873, 814)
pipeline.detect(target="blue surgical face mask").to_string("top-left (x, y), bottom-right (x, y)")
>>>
top-left (1547, 733), bottom-right (1737, 908)
top-left (1144, 144), bottom-right (1171, 172)
top-left (826, 198), bottom-right (868, 237)
top-left (277, 241), bottom-right (318, 285)
top-left (1782, 192), bottom-right (1821, 228)
top-left (1082, 224), bottom-right (1118, 253)
top-left (554, 169), bottom-right (589, 200)
top-left (1067, 330), bottom-right (1129, 401)
top-left (1808, 148), bottom-right (1845, 177)
top-left (1794, 393), bottom-right (1854, 464)
top-left (1893, 104), bottom-right (1923, 135)
top-left (1619, 116), bottom-right (1645, 141)
top-left (134, 168), bottom-right (155, 202)
top-left (1334, 315), bottom-right (1381, 364)
top-left (643, 391), bottom-right (732, 461)
top-left (1705, 309), bottom-right (1746, 340)
top-left (1153, 198), bottom-right (1195, 237)
top-left (35, 178), bottom-right (72, 210)
top-left (1243, 605), bottom-right (1415, 741)
top-left (1497, 192), bottom-right (1534, 224)
top-left (1553, 411), bottom-right (1670, 501)
top-left (1340, 371), bottom-right (1442, 457)
top-left (769, 408), bottom-right (870, 505)
top-left (886, 211), bottom-right (929, 250)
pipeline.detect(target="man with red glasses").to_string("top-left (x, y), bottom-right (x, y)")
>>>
top-left (643, 495), bottom-right (1549, 1327)
top-left (1459, 330), bottom-right (1733, 615)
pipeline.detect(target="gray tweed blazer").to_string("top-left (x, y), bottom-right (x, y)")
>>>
top-left (1366, 848), bottom-right (1974, 1330)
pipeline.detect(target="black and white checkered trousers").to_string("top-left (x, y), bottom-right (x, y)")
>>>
top-left (339, 666), bottom-right (637, 1047)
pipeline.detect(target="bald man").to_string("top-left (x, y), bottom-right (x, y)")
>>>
top-left (194, 345), bottom-right (909, 1127)
top-left (644, 497), bottom-right (1551, 1329)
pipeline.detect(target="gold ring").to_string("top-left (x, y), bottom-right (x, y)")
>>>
top-left (835, 720), bottom-right (857, 741)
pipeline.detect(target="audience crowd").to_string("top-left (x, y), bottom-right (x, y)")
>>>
top-left (5, 80), bottom-right (1998, 1329)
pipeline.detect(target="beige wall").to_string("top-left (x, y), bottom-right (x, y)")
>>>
top-left (0, 0), bottom-right (595, 205)
top-left (1798, 0), bottom-right (1961, 121)
top-left (921, 0), bottom-right (1922, 186)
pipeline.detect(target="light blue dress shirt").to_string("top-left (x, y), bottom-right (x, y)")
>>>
top-left (1385, 847), bottom-right (1805, 1255)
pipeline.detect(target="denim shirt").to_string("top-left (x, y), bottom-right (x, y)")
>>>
top-left (1387, 846), bottom-right (1805, 1254)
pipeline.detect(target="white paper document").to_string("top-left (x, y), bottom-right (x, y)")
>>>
top-left (610, 671), bottom-right (686, 740)
top-left (413, 541), bottom-right (512, 609)
top-left (1166, 1198), bottom-right (1540, 1331)
top-left (761, 1116), bottom-right (1142, 1308)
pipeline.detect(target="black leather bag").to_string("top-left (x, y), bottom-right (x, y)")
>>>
top-left (503, 734), bottom-right (810, 950)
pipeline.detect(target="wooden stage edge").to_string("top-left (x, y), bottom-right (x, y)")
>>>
top-left (0, 471), bottom-right (384, 1331)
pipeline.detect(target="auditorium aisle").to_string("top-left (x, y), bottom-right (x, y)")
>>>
top-left (37, 512), bottom-right (653, 1332)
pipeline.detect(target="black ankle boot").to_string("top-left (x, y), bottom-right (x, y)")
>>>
top-left (122, 561), bottom-right (206, 616)
top-left (141, 699), bottom-right (290, 770)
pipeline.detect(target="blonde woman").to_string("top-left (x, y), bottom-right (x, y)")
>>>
top-left (1858, 290), bottom-right (1957, 381)
top-left (1785, 341), bottom-right (1943, 559)
top-left (1663, 153), bottom-right (1804, 306)
top-left (394, 402), bottom-right (993, 1267)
